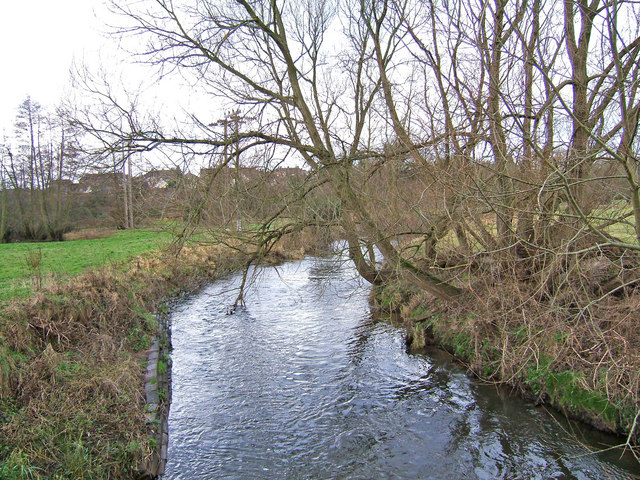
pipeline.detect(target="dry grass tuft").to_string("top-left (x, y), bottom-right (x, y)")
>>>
top-left (62, 228), bottom-right (118, 241)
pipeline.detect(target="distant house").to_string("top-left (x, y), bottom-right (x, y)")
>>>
top-left (141, 169), bottom-right (182, 189)
top-left (198, 165), bottom-right (308, 191)
top-left (182, 172), bottom-right (198, 185)
top-left (268, 166), bottom-right (307, 187)
top-left (199, 167), bottom-right (216, 179)
top-left (272, 167), bottom-right (306, 178)
top-left (199, 166), bottom-right (261, 185)
top-left (49, 179), bottom-right (75, 192)
top-left (78, 173), bottom-right (124, 194)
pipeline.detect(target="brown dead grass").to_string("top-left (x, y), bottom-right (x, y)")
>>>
top-left (62, 228), bottom-right (118, 241)
top-left (0, 243), bottom-right (229, 479)
top-left (389, 247), bottom-right (640, 448)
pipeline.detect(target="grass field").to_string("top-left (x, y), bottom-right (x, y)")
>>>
top-left (0, 229), bottom-right (172, 303)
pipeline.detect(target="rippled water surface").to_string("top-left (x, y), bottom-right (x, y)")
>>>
top-left (164, 257), bottom-right (640, 479)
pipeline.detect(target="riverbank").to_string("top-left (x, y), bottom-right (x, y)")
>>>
top-left (4, 224), bottom-right (636, 476)
top-left (0, 229), bottom-right (298, 480)
top-left (373, 261), bottom-right (640, 451)
top-left (160, 254), bottom-right (640, 478)
top-left (0, 222), bottom-right (320, 479)
top-left (0, 242), bottom-right (231, 478)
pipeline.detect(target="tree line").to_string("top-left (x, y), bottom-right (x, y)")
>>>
top-left (0, 98), bottom-right (324, 243)
top-left (68, 0), bottom-right (639, 308)
top-left (0, 97), bottom-right (82, 241)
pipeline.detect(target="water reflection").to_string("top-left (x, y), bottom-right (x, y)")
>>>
top-left (163, 257), bottom-right (640, 480)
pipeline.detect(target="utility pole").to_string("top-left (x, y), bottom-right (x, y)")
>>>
top-left (215, 109), bottom-right (245, 232)
top-left (0, 158), bottom-right (7, 243)
top-left (128, 154), bottom-right (134, 229)
top-left (120, 148), bottom-right (134, 229)
top-left (122, 156), bottom-right (128, 229)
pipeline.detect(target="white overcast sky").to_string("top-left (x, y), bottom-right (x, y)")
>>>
top-left (0, 0), bottom-right (138, 137)
top-left (0, 0), bottom-right (224, 146)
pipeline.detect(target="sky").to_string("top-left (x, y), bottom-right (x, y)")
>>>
top-left (0, 0), bottom-right (207, 174)
top-left (0, 0), bottom-right (112, 136)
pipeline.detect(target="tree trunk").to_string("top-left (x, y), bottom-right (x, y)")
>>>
top-left (128, 156), bottom-right (134, 229)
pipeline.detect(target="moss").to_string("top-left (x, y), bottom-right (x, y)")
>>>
top-left (376, 281), bottom-right (415, 312)
top-left (141, 312), bottom-right (158, 332)
top-left (525, 359), bottom-right (619, 430)
top-left (157, 359), bottom-right (167, 375)
top-left (513, 326), bottom-right (527, 341)
top-left (53, 354), bottom-right (84, 381)
top-left (396, 285), bottom-right (622, 433)
top-left (546, 371), bottom-right (619, 425)
top-left (410, 305), bottom-right (432, 319)
top-left (482, 364), bottom-right (498, 377)
top-left (452, 332), bottom-right (473, 361)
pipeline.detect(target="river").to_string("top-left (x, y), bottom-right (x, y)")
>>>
top-left (163, 256), bottom-right (640, 479)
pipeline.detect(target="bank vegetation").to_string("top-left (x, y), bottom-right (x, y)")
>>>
top-left (0, 226), bottom-right (322, 478)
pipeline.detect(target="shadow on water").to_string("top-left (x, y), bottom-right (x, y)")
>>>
top-left (163, 256), bottom-right (640, 480)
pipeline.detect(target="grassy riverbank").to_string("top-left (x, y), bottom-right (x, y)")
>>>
top-left (0, 226), bottom-right (317, 479)
top-left (4, 222), bottom-right (636, 476)
top-left (374, 254), bottom-right (640, 451)
top-left (0, 229), bottom-right (172, 304)
top-left (0, 230), bottom-right (235, 479)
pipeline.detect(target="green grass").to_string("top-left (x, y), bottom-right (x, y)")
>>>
top-left (416, 201), bottom-right (640, 254)
top-left (604, 220), bottom-right (638, 244)
top-left (525, 357), bottom-right (619, 429)
top-left (588, 201), bottom-right (638, 244)
top-left (0, 229), bottom-right (172, 303)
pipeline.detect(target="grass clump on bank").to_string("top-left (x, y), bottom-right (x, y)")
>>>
top-left (374, 247), bottom-right (640, 450)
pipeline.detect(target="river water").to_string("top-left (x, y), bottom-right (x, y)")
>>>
top-left (163, 256), bottom-right (640, 479)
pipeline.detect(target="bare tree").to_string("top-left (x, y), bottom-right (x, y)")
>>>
top-left (0, 141), bottom-right (9, 243)
top-left (72, 0), bottom-right (640, 308)
top-left (75, 0), bottom-right (464, 301)
top-left (4, 98), bottom-right (80, 240)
